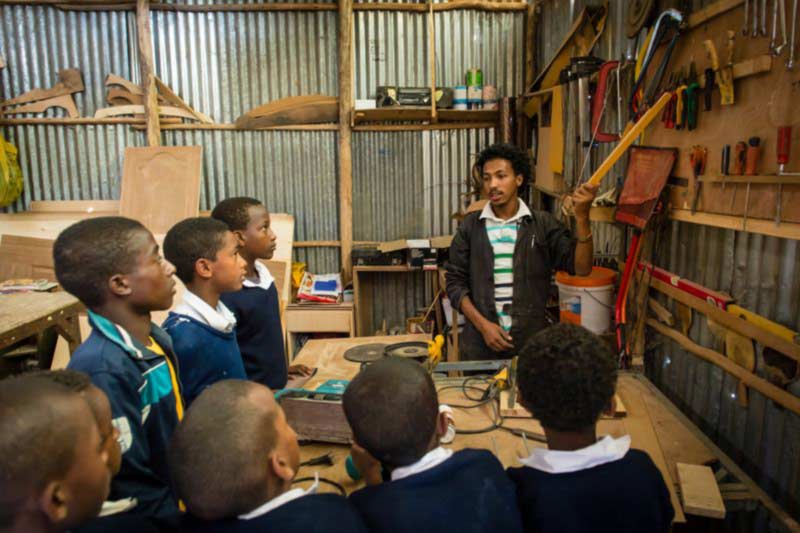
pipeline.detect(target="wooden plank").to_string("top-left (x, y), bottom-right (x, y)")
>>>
top-left (338, 0), bottom-right (353, 280)
top-left (234, 95), bottom-right (338, 129)
top-left (698, 175), bottom-right (800, 185)
top-left (94, 104), bottom-right (197, 120)
top-left (621, 385), bottom-right (686, 523)
top-left (647, 319), bottom-right (800, 416)
top-left (29, 200), bottom-right (119, 214)
top-left (352, 107), bottom-right (432, 124)
top-left (687, 0), bottom-right (743, 29)
top-left (0, 117), bottom-right (143, 126)
top-left (0, 235), bottom-right (56, 282)
top-left (677, 463), bottom-right (726, 519)
top-left (2, 68), bottom-right (83, 106)
top-left (136, 0), bottom-right (160, 146)
top-left (119, 146), bottom-right (202, 234)
top-left (352, 122), bottom-right (496, 132)
top-left (0, 292), bottom-right (83, 349)
top-left (4, 94), bottom-right (78, 118)
top-left (647, 276), bottom-right (800, 363)
top-left (669, 208), bottom-right (800, 241)
top-left (154, 76), bottom-right (213, 124)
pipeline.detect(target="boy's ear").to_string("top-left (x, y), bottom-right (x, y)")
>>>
top-left (194, 258), bottom-right (214, 280)
top-left (108, 274), bottom-right (132, 297)
top-left (232, 230), bottom-right (247, 246)
top-left (269, 452), bottom-right (295, 484)
top-left (601, 395), bottom-right (617, 418)
top-left (434, 411), bottom-right (449, 439)
top-left (515, 173), bottom-right (524, 188)
top-left (39, 481), bottom-right (69, 525)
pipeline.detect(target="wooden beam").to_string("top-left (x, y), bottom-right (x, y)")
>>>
top-left (352, 122), bottom-right (496, 132)
top-left (647, 319), bottom-right (800, 417)
top-left (0, 117), bottom-right (143, 126)
top-left (136, 0), bottom-right (160, 146)
top-left (294, 240), bottom-right (342, 248)
top-left (669, 208), bottom-right (800, 241)
top-left (523, 1), bottom-right (537, 91)
top-left (338, 0), bottom-right (354, 279)
top-left (687, 0), bottom-right (744, 30)
top-left (647, 276), bottom-right (800, 363)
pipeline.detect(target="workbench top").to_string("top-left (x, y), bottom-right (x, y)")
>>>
top-left (291, 335), bottom-right (716, 523)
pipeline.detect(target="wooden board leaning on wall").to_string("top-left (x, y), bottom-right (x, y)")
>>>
top-left (644, 4), bottom-right (800, 223)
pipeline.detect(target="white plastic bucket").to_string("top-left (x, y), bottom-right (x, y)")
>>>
top-left (555, 267), bottom-right (616, 334)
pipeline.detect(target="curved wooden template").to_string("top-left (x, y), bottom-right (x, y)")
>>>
top-left (104, 73), bottom-right (143, 96)
top-left (3, 94), bottom-right (79, 118)
top-left (106, 88), bottom-right (143, 106)
top-left (235, 95), bottom-right (338, 129)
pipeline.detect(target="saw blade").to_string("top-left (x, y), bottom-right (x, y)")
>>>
top-left (384, 341), bottom-right (429, 360)
top-left (344, 343), bottom-right (387, 364)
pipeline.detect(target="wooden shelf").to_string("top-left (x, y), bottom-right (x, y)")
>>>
top-left (669, 208), bottom-right (800, 241)
top-left (353, 265), bottom-right (417, 273)
top-left (352, 107), bottom-right (499, 126)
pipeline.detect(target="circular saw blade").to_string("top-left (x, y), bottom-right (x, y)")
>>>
top-left (625, 0), bottom-right (655, 38)
top-left (344, 343), bottom-right (388, 364)
top-left (384, 341), bottom-right (429, 360)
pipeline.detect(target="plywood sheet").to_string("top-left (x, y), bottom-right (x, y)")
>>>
top-left (644, 7), bottom-right (800, 222)
top-left (0, 235), bottom-right (55, 282)
top-left (119, 146), bottom-right (202, 235)
top-left (677, 463), bottom-right (726, 519)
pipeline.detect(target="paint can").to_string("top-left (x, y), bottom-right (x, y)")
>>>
top-left (453, 85), bottom-right (468, 110)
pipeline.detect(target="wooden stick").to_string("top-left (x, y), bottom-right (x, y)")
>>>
top-left (428, 1), bottom-right (436, 124)
top-left (586, 92), bottom-right (671, 188)
top-left (647, 319), bottom-right (800, 417)
top-left (136, 0), bottom-right (160, 146)
top-left (353, 122), bottom-right (496, 132)
top-left (0, 117), bottom-right (143, 125)
top-left (698, 175), bottom-right (800, 185)
top-left (647, 276), bottom-right (800, 363)
top-left (338, 0), bottom-right (354, 280)
top-left (687, 0), bottom-right (744, 29)
top-left (154, 76), bottom-right (213, 124)
top-left (138, 122), bottom-right (338, 131)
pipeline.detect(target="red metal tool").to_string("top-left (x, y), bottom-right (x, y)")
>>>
top-left (591, 61), bottom-right (621, 143)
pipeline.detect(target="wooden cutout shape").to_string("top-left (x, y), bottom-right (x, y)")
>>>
top-left (235, 95), bottom-right (338, 129)
top-left (94, 105), bottom-right (197, 121)
top-left (3, 68), bottom-right (83, 107)
top-left (3, 94), bottom-right (78, 118)
top-left (106, 88), bottom-right (144, 106)
top-left (105, 73), bottom-right (143, 96)
top-left (119, 146), bottom-right (202, 235)
top-left (154, 76), bottom-right (213, 124)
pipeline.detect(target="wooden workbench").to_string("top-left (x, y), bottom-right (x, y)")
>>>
top-left (289, 335), bottom-right (800, 529)
top-left (0, 292), bottom-right (84, 361)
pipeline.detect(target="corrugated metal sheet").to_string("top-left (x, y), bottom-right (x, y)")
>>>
top-left (535, 2), bottom-right (800, 527)
top-left (151, 9), bottom-right (338, 123)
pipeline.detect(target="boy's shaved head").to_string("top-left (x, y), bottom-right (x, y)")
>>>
top-left (53, 216), bottom-right (149, 308)
top-left (0, 375), bottom-right (90, 526)
top-left (169, 380), bottom-right (281, 520)
top-left (211, 197), bottom-right (263, 231)
top-left (343, 357), bottom-right (439, 469)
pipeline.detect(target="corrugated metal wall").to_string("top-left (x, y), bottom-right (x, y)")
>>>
top-left (538, 1), bottom-right (800, 528)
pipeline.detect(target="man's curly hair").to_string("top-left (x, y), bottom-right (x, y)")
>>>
top-left (473, 143), bottom-right (532, 195)
top-left (517, 323), bottom-right (617, 431)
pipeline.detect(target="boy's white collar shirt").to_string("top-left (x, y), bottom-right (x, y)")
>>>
top-left (243, 260), bottom-right (275, 291)
top-left (479, 198), bottom-right (532, 224)
top-left (519, 435), bottom-right (631, 474)
top-left (239, 475), bottom-right (319, 520)
top-left (173, 289), bottom-right (237, 333)
top-left (391, 446), bottom-right (454, 482)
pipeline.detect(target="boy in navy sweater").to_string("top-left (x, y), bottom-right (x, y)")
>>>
top-left (162, 217), bottom-right (248, 405)
top-left (507, 323), bottom-right (674, 533)
top-left (55, 217), bottom-right (183, 522)
top-left (0, 374), bottom-right (111, 533)
top-left (212, 197), bottom-right (311, 390)
top-left (169, 379), bottom-right (367, 533)
top-left (343, 357), bottom-right (523, 533)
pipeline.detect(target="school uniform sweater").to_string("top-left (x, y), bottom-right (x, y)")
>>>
top-left (349, 448), bottom-right (523, 533)
top-left (162, 296), bottom-right (247, 405)
top-left (221, 261), bottom-right (287, 389)
top-left (67, 311), bottom-right (183, 521)
top-left (178, 493), bottom-right (368, 533)
top-left (507, 439), bottom-right (674, 533)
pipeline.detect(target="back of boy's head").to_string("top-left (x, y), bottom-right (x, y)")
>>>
top-left (342, 357), bottom-right (439, 469)
top-left (163, 217), bottom-right (230, 284)
top-left (211, 197), bottom-right (263, 231)
top-left (169, 380), bottom-right (279, 520)
top-left (517, 323), bottom-right (617, 432)
top-left (53, 216), bottom-right (148, 308)
top-left (0, 375), bottom-right (87, 527)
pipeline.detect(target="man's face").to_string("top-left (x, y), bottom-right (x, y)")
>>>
top-left (208, 231), bottom-right (247, 293)
top-left (58, 398), bottom-right (112, 529)
top-left (86, 385), bottom-right (122, 477)
top-left (125, 231), bottom-right (177, 312)
top-left (482, 158), bottom-right (523, 208)
top-left (239, 205), bottom-right (277, 261)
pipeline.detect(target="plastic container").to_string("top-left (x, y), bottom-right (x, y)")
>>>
top-left (555, 267), bottom-right (617, 334)
top-left (453, 85), bottom-right (468, 110)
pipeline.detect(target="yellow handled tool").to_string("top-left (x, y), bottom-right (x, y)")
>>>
top-left (426, 335), bottom-right (445, 372)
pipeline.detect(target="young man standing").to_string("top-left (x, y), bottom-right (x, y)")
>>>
top-left (446, 143), bottom-right (597, 360)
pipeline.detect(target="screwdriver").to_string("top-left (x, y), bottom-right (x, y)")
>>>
top-left (776, 126), bottom-right (792, 224)
top-left (721, 144), bottom-right (731, 191)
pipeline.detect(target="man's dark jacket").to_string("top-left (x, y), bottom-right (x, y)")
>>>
top-left (445, 208), bottom-right (576, 360)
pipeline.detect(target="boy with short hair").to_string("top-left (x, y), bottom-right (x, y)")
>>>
top-left (162, 217), bottom-right (248, 405)
top-left (211, 197), bottom-right (310, 389)
top-left (169, 379), bottom-right (367, 533)
top-left (342, 357), bottom-right (523, 533)
top-left (55, 216), bottom-right (183, 521)
top-left (30, 370), bottom-right (159, 533)
top-left (508, 323), bottom-right (674, 533)
top-left (0, 374), bottom-right (111, 533)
